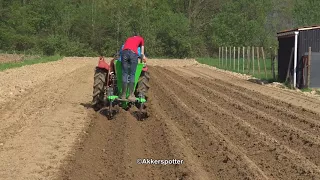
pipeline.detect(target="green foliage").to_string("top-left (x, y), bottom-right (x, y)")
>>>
top-left (209, 0), bottom-right (272, 48)
top-left (0, 0), bottom-right (319, 57)
top-left (294, 0), bottom-right (320, 26)
top-left (301, 88), bottom-right (313, 92)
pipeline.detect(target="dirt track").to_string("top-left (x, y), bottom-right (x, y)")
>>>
top-left (1, 58), bottom-right (320, 180)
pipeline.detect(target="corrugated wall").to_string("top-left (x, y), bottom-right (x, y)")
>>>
top-left (310, 53), bottom-right (320, 88)
top-left (298, 30), bottom-right (320, 88)
top-left (299, 29), bottom-right (320, 57)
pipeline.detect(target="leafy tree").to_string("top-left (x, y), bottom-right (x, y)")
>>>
top-left (0, 0), bottom-right (319, 57)
top-left (293, 0), bottom-right (320, 26)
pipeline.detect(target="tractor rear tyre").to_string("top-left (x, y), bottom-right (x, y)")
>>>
top-left (92, 67), bottom-right (107, 111)
top-left (135, 71), bottom-right (150, 120)
top-left (136, 71), bottom-right (150, 98)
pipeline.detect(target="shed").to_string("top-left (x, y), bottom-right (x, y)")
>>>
top-left (277, 25), bottom-right (320, 88)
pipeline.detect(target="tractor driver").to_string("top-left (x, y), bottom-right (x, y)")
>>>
top-left (120, 32), bottom-right (147, 102)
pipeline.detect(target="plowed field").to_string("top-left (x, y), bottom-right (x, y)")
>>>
top-left (1, 58), bottom-right (320, 180)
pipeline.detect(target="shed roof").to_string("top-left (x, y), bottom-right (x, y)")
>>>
top-left (277, 25), bottom-right (320, 37)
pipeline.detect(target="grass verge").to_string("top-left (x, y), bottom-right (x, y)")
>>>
top-left (301, 88), bottom-right (320, 95)
top-left (196, 57), bottom-right (277, 82)
top-left (0, 55), bottom-right (62, 71)
top-left (301, 88), bottom-right (313, 92)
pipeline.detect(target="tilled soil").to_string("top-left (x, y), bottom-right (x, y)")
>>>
top-left (1, 58), bottom-right (320, 180)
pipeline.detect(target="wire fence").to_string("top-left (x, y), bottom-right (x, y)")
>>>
top-left (217, 46), bottom-right (278, 81)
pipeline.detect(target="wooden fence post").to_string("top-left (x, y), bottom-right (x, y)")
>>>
top-left (286, 47), bottom-right (294, 83)
top-left (273, 48), bottom-right (277, 80)
top-left (303, 56), bottom-right (307, 87)
top-left (219, 47), bottom-right (221, 67)
top-left (226, 47), bottom-right (228, 68)
top-left (270, 47), bottom-right (273, 79)
top-left (261, 47), bottom-right (267, 78)
top-left (308, 47), bottom-right (311, 88)
top-left (252, 46), bottom-right (255, 75)
top-left (221, 47), bottom-right (224, 67)
top-left (233, 47), bottom-right (236, 70)
top-left (238, 47), bottom-right (240, 72)
top-left (229, 46), bottom-right (232, 69)
top-left (257, 47), bottom-right (261, 76)
top-left (247, 46), bottom-right (250, 73)
top-left (243, 47), bottom-right (245, 72)
top-left (224, 47), bottom-right (226, 68)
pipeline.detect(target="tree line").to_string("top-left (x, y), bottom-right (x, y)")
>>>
top-left (0, 0), bottom-right (319, 58)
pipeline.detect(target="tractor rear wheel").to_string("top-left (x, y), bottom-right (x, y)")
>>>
top-left (92, 67), bottom-right (107, 111)
top-left (136, 71), bottom-right (150, 98)
top-left (135, 71), bottom-right (150, 120)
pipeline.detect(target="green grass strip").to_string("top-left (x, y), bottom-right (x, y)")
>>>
top-left (196, 57), bottom-right (277, 82)
top-left (0, 55), bottom-right (62, 71)
top-left (301, 88), bottom-right (313, 92)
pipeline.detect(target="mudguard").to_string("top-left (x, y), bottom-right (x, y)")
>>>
top-left (97, 56), bottom-right (110, 70)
